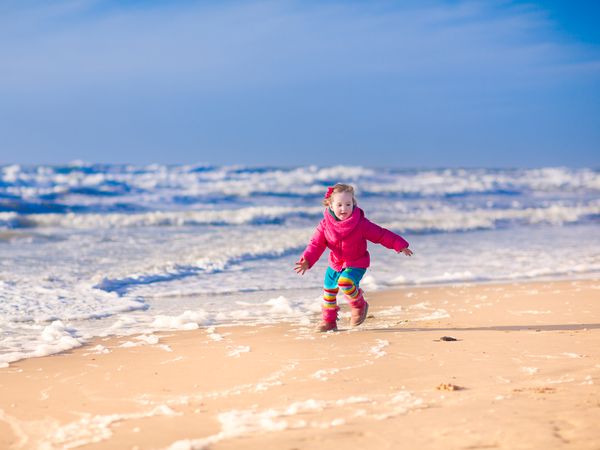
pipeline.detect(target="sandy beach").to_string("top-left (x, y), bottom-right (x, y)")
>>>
top-left (1, 278), bottom-right (599, 450)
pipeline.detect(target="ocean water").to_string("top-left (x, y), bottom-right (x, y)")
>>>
top-left (1, 164), bottom-right (599, 366)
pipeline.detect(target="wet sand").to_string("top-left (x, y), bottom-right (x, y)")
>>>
top-left (1, 279), bottom-right (599, 449)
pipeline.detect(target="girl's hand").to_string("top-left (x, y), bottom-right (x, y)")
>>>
top-left (294, 259), bottom-right (310, 275)
top-left (400, 248), bottom-right (413, 257)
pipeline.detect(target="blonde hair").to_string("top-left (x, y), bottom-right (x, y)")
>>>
top-left (322, 183), bottom-right (357, 208)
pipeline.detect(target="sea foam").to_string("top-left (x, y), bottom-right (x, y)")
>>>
top-left (1, 164), bottom-right (599, 366)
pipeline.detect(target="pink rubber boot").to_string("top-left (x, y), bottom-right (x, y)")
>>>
top-left (348, 291), bottom-right (369, 327)
top-left (317, 307), bottom-right (339, 332)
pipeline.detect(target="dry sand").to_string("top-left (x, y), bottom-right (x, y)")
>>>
top-left (1, 279), bottom-right (599, 450)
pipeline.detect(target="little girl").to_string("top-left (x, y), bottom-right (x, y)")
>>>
top-left (295, 183), bottom-right (413, 332)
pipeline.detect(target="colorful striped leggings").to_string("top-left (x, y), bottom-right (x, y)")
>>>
top-left (322, 266), bottom-right (367, 310)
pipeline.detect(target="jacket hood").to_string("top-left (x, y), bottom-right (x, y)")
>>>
top-left (323, 206), bottom-right (363, 239)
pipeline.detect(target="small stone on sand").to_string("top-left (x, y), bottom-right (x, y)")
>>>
top-left (437, 383), bottom-right (464, 391)
top-left (435, 336), bottom-right (458, 342)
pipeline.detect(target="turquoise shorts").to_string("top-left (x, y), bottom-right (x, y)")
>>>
top-left (324, 266), bottom-right (366, 290)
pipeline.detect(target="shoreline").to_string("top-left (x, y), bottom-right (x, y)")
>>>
top-left (1, 277), bottom-right (599, 449)
top-left (3, 273), bottom-right (600, 368)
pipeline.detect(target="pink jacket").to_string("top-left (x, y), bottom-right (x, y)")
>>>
top-left (301, 207), bottom-right (409, 272)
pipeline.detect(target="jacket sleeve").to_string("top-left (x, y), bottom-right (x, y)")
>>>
top-left (302, 220), bottom-right (327, 268)
top-left (363, 218), bottom-right (409, 252)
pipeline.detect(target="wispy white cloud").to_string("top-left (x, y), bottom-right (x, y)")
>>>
top-left (1, 0), bottom-right (597, 93)
top-left (0, 1), bottom-right (598, 166)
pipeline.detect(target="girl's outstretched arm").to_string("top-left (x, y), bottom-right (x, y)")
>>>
top-left (300, 220), bottom-right (327, 268)
top-left (363, 218), bottom-right (409, 252)
top-left (400, 247), bottom-right (413, 256)
top-left (294, 258), bottom-right (310, 275)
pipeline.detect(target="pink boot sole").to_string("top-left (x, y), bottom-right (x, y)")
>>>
top-left (316, 321), bottom-right (338, 332)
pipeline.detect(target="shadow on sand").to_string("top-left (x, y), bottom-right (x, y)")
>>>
top-left (369, 323), bottom-right (600, 333)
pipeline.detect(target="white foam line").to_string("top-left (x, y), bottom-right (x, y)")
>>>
top-left (373, 391), bottom-right (425, 420)
top-left (227, 346), bottom-right (250, 358)
top-left (160, 356), bottom-right (185, 365)
top-left (522, 367), bottom-right (539, 375)
top-left (369, 340), bottom-right (389, 358)
top-left (137, 362), bottom-right (300, 407)
top-left (312, 339), bottom-right (396, 382)
top-left (405, 302), bottom-right (450, 322)
top-left (0, 405), bottom-right (179, 450)
top-left (509, 310), bottom-right (552, 315)
top-left (525, 353), bottom-right (587, 360)
top-left (312, 368), bottom-right (340, 381)
top-left (496, 376), bottom-right (512, 384)
top-left (310, 359), bottom-right (374, 382)
top-left (334, 396), bottom-right (371, 406)
top-left (206, 327), bottom-right (224, 342)
top-left (545, 376), bottom-right (576, 384)
top-left (136, 334), bottom-right (160, 345)
top-left (376, 306), bottom-right (404, 317)
top-left (165, 391), bottom-right (422, 450)
top-left (19, 206), bottom-right (322, 229)
top-left (83, 345), bottom-right (111, 356)
top-left (408, 302), bottom-right (430, 310)
top-left (118, 334), bottom-right (162, 349)
top-left (524, 354), bottom-right (560, 360)
top-left (0, 408), bottom-right (30, 449)
top-left (411, 310), bottom-right (450, 321)
top-left (0, 321), bottom-right (85, 368)
top-left (166, 404), bottom-right (318, 449)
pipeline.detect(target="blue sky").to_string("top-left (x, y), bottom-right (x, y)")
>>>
top-left (1, 0), bottom-right (598, 167)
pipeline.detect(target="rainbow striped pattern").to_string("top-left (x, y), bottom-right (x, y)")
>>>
top-left (323, 287), bottom-right (339, 309)
top-left (322, 266), bottom-right (366, 310)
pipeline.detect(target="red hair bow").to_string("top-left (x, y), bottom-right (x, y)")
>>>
top-left (324, 186), bottom-right (335, 199)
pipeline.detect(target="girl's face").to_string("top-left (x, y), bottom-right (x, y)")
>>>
top-left (330, 191), bottom-right (354, 220)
